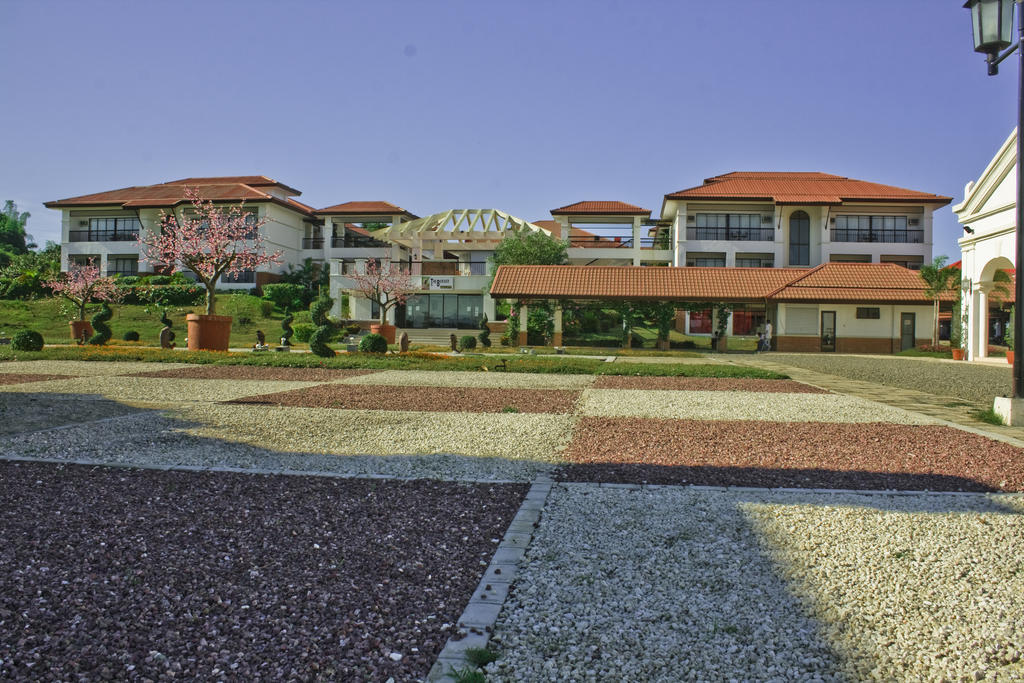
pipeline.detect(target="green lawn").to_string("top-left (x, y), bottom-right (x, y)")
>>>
top-left (0, 297), bottom-right (304, 349)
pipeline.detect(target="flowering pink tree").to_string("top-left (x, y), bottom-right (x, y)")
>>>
top-left (47, 258), bottom-right (121, 320)
top-left (348, 259), bottom-right (418, 325)
top-left (138, 188), bottom-right (283, 315)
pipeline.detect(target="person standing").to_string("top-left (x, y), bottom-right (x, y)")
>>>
top-left (763, 319), bottom-right (773, 352)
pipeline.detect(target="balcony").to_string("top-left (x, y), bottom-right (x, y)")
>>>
top-left (568, 236), bottom-right (670, 249)
top-left (302, 237), bottom-right (325, 249)
top-left (332, 234), bottom-right (390, 249)
top-left (830, 229), bottom-right (924, 244)
top-left (685, 227), bottom-right (774, 241)
top-left (69, 230), bottom-right (139, 243)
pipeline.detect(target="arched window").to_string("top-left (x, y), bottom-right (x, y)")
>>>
top-left (789, 211), bottom-right (810, 266)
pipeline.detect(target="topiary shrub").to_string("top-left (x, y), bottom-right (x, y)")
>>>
top-left (478, 314), bottom-right (491, 347)
top-left (292, 323), bottom-right (315, 343)
top-left (280, 309), bottom-right (294, 346)
top-left (309, 294), bottom-right (336, 357)
top-left (12, 329), bottom-right (44, 351)
top-left (345, 323), bottom-right (362, 336)
top-left (146, 275), bottom-right (172, 285)
top-left (358, 333), bottom-right (388, 353)
top-left (87, 302), bottom-right (113, 345)
top-left (459, 335), bottom-right (477, 351)
top-left (122, 330), bottom-right (140, 341)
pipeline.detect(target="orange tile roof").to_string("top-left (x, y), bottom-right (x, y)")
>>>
top-left (491, 262), bottom-right (942, 304)
top-left (666, 172), bottom-right (951, 206)
top-left (44, 176), bottom-right (313, 216)
top-left (315, 201), bottom-right (415, 217)
top-left (491, 265), bottom-right (803, 302)
top-left (551, 201), bottom-right (651, 216)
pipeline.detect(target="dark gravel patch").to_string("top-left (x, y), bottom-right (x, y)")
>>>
top-left (0, 374), bottom-right (71, 385)
top-left (764, 353), bottom-right (1011, 405)
top-left (557, 417), bottom-right (1024, 492)
top-left (230, 384), bottom-right (582, 414)
top-left (0, 461), bottom-right (527, 681)
top-left (131, 366), bottom-right (379, 381)
top-left (592, 376), bottom-right (827, 393)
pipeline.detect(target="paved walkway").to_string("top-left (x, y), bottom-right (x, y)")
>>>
top-left (731, 355), bottom-right (1024, 445)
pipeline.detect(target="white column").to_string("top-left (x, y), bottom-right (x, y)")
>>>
top-left (558, 216), bottom-right (570, 241)
top-left (632, 216), bottom-right (642, 266)
top-left (976, 283), bottom-right (990, 359)
top-left (518, 303), bottom-right (529, 345)
top-left (673, 202), bottom-right (686, 267)
top-left (322, 216), bottom-right (333, 253)
top-left (553, 304), bottom-right (563, 346)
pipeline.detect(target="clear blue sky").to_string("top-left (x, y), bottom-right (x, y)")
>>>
top-left (0, 0), bottom-right (1015, 261)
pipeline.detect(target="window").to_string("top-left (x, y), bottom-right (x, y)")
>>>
top-left (685, 255), bottom-right (726, 267)
top-left (736, 254), bottom-right (774, 268)
top-left (833, 215), bottom-right (918, 243)
top-left (71, 217), bottom-right (141, 242)
top-left (222, 270), bottom-right (255, 283)
top-left (856, 307), bottom-right (881, 319)
top-left (789, 211), bottom-right (810, 266)
top-left (107, 258), bottom-right (138, 276)
top-left (692, 214), bottom-right (770, 241)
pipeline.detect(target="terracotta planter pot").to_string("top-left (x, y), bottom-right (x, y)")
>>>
top-left (951, 348), bottom-right (964, 361)
top-left (370, 323), bottom-right (397, 344)
top-left (186, 314), bottom-right (233, 351)
top-left (69, 320), bottom-right (94, 343)
top-left (1008, 350), bottom-right (1015, 365)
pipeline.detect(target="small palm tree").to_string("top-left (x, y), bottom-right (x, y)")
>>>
top-left (919, 256), bottom-right (960, 348)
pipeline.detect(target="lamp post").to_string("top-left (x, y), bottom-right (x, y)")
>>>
top-left (965, 0), bottom-right (1024, 406)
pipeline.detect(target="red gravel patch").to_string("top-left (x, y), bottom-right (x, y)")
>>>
top-left (592, 376), bottom-right (828, 392)
top-left (132, 366), bottom-right (379, 381)
top-left (0, 374), bottom-right (70, 385)
top-left (0, 461), bottom-right (527, 681)
top-left (557, 417), bottom-right (1024, 492)
top-left (230, 383), bottom-right (582, 413)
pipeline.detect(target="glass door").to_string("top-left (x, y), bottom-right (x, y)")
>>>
top-left (821, 311), bottom-right (836, 352)
top-left (900, 313), bottom-right (915, 351)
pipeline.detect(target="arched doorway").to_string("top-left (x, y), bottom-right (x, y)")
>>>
top-left (789, 211), bottom-right (810, 266)
top-left (968, 256), bottom-right (1014, 359)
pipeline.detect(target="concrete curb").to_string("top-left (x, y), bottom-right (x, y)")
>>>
top-left (426, 474), bottom-right (554, 682)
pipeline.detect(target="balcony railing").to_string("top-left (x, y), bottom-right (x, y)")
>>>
top-left (830, 229), bottom-right (924, 244)
top-left (69, 230), bottom-right (139, 243)
top-left (686, 227), bottom-right (775, 241)
top-left (568, 236), bottom-right (669, 249)
top-left (331, 234), bottom-right (390, 249)
top-left (302, 237), bottom-right (325, 249)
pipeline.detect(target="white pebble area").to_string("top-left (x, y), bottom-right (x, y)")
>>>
top-left (0, 360), bottom-right (194, 376)
top-left (168, 403), bottom-right (573, 462)
top-left (338, 369), bottom-right (596, 390)
top-left (0, 376), bottom-right (321, 403)
top-left (488, 486), bottom-right (1024, 681)
top-left (580, 388), bottom-right (940, 424)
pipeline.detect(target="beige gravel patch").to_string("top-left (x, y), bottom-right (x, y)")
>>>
top-left (0, 376), bottom-right (322, 403)
top-left (579, 389), bottom-right (939, 424)
top-left (742, 497), bottom-right (1024, 680)
top-left (166, 403), bottom-right (573, 461)
top-left (337, 369), bottom-right (595, 390)
top-left (0, 360), bottom-right (194, 377)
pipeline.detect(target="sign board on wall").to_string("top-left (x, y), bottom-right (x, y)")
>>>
top-left (427, 276), bottom-right (455, 290)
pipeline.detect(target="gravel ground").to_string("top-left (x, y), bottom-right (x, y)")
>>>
top-left (592, 376), bottom-right (827, 392)
top-left (557, 418), bottom-right (1024, 491)
top-left (230, 384), bottom-right (582, 414)
top-left (131, 366), bottom-right (380, 381)
top-left (0, 374), bottom-right (71, 385)
top-left (0, 393), bottom-right (144, 436)
top-left (167, 403), bottom-right (574, 462)
top-left (0, 360), bottom-right (192, 376)
top-left (0, 460), bottom-right (527, 681)
top-left (759, 353), bottom-right (1012, 404)
top-left (580, 389), bottom-right (938, 424)
top-left (1, 411), bottom-right (555, 482)
top-left (487, 485), bottom-right (1024, 681)
top-left (0, 376), bottom-right (321, 403)
top-left (339, 369), bottom-right (596, 390)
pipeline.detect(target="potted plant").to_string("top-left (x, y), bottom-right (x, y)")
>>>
top-left (46, 259), bottom-right (121, 342)
top-left (347, 259), bottom-right (417, 344)
top-left (138, 188), bottom-right (283, 351)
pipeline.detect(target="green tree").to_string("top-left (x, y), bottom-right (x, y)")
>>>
top-left (919, 256), bottom-right (960, 348)
top-left (361, 222), bottom-right (389, 231)
top-left (0, 200), bottom-right (33, 266)
top-left (491, 230), bottom-right (568, 275)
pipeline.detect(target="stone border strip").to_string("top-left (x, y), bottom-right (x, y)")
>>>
top-left (426, 474), bottom-right (554, 682)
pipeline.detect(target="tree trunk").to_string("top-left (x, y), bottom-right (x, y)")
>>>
top-left (206, 283), bottom-right (217, 316)
top-left (933, 299), bottom-right (939, 347)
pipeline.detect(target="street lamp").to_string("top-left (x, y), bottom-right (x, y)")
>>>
top-left (965, 0), bottom-right (1024, 416)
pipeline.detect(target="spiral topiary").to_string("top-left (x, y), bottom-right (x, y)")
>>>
top-left (280, 310), bottom-right (294, 347)
top-left (478, 313), bottom-right (491, 348)
top-left (160, 308), bottom-right (173, 330)
top-left (11, 329), bottom-right (44, 352)
top-left (308, 294), bottom-right (336, 357)
top-left (87, 303), bottom-right (113, 345)
top-left (358, 333), bottom-right (388, 353)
